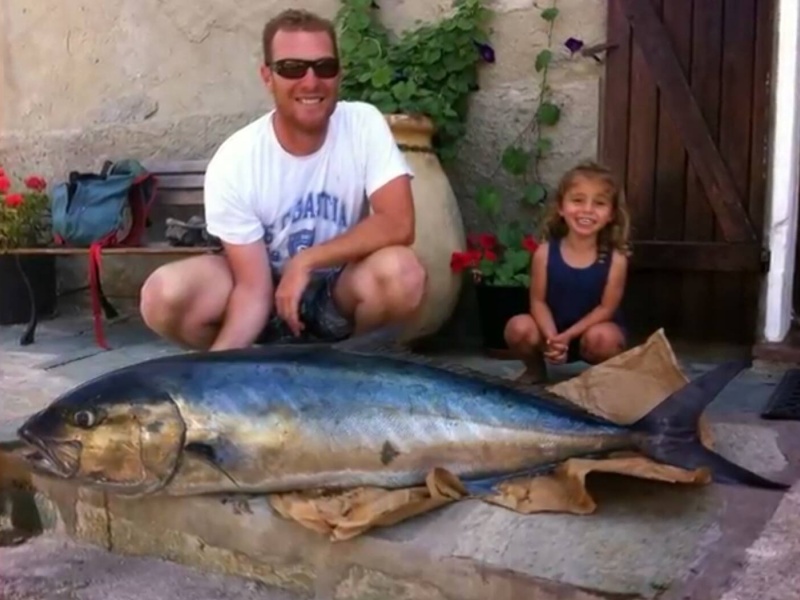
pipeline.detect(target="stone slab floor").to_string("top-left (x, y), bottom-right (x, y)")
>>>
top-left (1, 310), bottom-right (799, 599)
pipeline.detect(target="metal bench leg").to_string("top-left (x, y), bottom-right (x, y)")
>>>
top-left (16, 256), bottom-right (38, 346)
top-left (92, 261), bottom-right (119, 320)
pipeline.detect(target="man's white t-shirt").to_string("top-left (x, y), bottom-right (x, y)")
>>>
top-left (203, 100), bottom-right (414, 276)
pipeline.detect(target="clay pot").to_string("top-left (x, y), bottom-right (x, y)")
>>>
top-left (383, 113), bottom-right (467, 341)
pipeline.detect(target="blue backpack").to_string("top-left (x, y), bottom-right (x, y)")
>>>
top-left (51, 159), bottom-right (156, 248)
top-left (50, 159), bottom-right (157, 348)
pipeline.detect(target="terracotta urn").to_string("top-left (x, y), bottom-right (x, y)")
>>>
top-left (383, 113), bottom-right (467, 341)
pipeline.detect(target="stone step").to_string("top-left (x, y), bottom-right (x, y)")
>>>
top-left (1, 440), bottom-right (789, 600)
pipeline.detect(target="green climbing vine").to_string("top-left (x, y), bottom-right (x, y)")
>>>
top-left (475, 1), bottom-right (562, 228)
top-left (452, 1), bottom-right (568, 288)
top-left (335, 0), bottom-right (494, 162)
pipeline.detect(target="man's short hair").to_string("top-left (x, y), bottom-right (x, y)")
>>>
top-left (262, 9), bottom-right (339, 64)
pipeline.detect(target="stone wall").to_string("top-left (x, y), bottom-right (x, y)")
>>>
top-left (0, 0), bottom-right (607, 329)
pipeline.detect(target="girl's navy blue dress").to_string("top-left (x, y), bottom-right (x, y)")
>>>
top-left (543, 238), bottom-right (626, 363)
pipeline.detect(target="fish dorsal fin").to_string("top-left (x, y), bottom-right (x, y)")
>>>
top-left (397, 352), bottom-right (598, 418)
top-left (331, 324), bottom-right (407, 354)
top-left (333, 327), bottom-right (598, 420)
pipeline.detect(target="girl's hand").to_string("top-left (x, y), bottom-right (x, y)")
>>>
top-left (549, 332), bottom-right (572, 347)
top-left (544, 336), bottom-right (568, 364)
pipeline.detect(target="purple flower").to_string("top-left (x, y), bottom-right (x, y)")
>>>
top-left (565, 37), bottom-right (584, 54)
top-left (474, 41), bottom-right (495, 63)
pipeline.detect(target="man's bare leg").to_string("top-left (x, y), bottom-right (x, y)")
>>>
top-left (332, 246), bottom-right (427, 334)
top-left (139, 255), bottom-right (236, 350)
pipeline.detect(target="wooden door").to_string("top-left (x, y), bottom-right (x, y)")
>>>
top-left (600, 0), bottom-right (774, 344)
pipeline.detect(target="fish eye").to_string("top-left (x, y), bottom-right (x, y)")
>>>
top-left (73, 409), bottom-right (97, 429)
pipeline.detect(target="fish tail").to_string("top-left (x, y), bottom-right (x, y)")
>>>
top-left (631, 359), bottom-right (789, 490)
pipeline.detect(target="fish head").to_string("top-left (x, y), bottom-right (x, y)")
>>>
top-left (17, 370), bottom-right (185, 496)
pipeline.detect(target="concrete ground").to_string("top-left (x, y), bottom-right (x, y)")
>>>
top-left (1, 307), bottom-right (799, 599)
top-left (0, 534), bottom-right (304, 600)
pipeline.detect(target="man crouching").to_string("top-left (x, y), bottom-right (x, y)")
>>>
top-left (139, 9), bottom-right (426, 351)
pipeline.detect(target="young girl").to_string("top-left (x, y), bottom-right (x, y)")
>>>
top-left (504, 161), bottom-right (632, 383)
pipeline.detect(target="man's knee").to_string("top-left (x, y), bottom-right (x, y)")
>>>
top-left (140, 257), bottom-right (226, 328)
top-left (368, 246), bottom-right (427, 310)
top-left (140, 267), bottom-right (187, 329)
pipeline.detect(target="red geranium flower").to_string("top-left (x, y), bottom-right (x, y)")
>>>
top-left (450, 249), bottom-right (482, 273)
top-left (4, 193), bottom-right (24, 208)
top-left (522, 234), bottom-right (539, 253)
top-left (0, 176), bottom-right (10, 194)
top-left (24, 175), bottom-right (47, 192)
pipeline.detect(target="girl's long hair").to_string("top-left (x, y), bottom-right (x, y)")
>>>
top-left (539, 161), bottom-right (632, 259)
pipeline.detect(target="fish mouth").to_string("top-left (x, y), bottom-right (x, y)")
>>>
top-left (17, 429), bottom-right (80, 479)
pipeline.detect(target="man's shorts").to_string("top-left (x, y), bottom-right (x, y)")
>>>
top-left (254, 267), bottom-right (355, 345)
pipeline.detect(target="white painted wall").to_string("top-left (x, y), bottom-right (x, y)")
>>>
top-left (762, 0), bottom-right (800, 343)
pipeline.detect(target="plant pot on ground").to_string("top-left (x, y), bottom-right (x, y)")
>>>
top-left (382, 113), bottom-right (469, 341)
top-left (0, 166), bottom-right (56, 325)
top-left (335, 0), bottom-right (495, 341)
top-left (0, 254), bottom-right (57, 326)
top-left (473, 281), bottom-right (530, 355)
top-left (451, 228), bottom-right (538, 355)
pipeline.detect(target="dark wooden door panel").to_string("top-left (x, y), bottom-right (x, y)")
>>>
top-left (601, 0), bottom-right (775, 343)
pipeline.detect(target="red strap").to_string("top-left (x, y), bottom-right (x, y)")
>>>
top-left (88, 243), bottom-right (110, 350)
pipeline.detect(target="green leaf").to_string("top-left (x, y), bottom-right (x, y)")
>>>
top-left (479, 257), bottom-right (497, 276)
top-left (423, 48), bottom-right (442, 64)
top-left (339, 32), bottom-right (361, 54)
top-left (536, 102), bottom-right (561, 126)
top-left (536, 137), bottom-right (553, 156)
top-left (457, 18), bottom-right (475, 31)
top-left (541, 7), bottom-right (559, 22)
top-left (501, 146), bottom-right (530, 177)
top-left (371, 65), bottom-right (394, 88)
top-left (515, 273), bottom-right (531, 287)
top-left (523, 183), bottom-right (547, 205)
top-left (429, 65), bottom-right (449, 81)
top-left (475, 185), bottom-right (501, 217)
top-left (391, 80), bottom-right (418, 102)
top-left (495, 261), bottom-right (516, 283)
top-left (349, 11), bottom-right (372, 31)
top-left (505, 248), bottom-right (532, 272)
top-left (535, 49), bottom-right (552, 73)
top-left (497, 221), bottom-right (524, 248)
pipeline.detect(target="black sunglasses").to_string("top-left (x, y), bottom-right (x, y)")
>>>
top-left (271, 58), bottom-right (340, 80)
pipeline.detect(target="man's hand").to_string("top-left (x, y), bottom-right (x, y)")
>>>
top-left (274, 253), bottom-right (312, 336)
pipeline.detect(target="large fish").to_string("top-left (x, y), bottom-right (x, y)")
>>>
top-left (13, 329), bottom-right (788, 498)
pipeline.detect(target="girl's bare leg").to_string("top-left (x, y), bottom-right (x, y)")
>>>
top-left (504, 314), bottom-right (547, 383)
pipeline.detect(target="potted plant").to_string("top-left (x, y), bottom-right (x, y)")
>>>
top-left (450, 2), bottom-right (567, 354)
top-left (335, 0), bottom-right (495, 340)
top-left (0, 166), bottom-right (56, 326)
top-left (335, 0), bottom-right (494, 161)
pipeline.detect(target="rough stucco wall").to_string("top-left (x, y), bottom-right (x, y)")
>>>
top-left (0, 0), bottom-right (606, 320)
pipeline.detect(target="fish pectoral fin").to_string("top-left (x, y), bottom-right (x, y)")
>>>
top-left (185, 442), bottom-right (218, 463)
top-left (184, 442), bottom-right (242, 489)
top-left (460, 464), bottom-right (559, 496)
